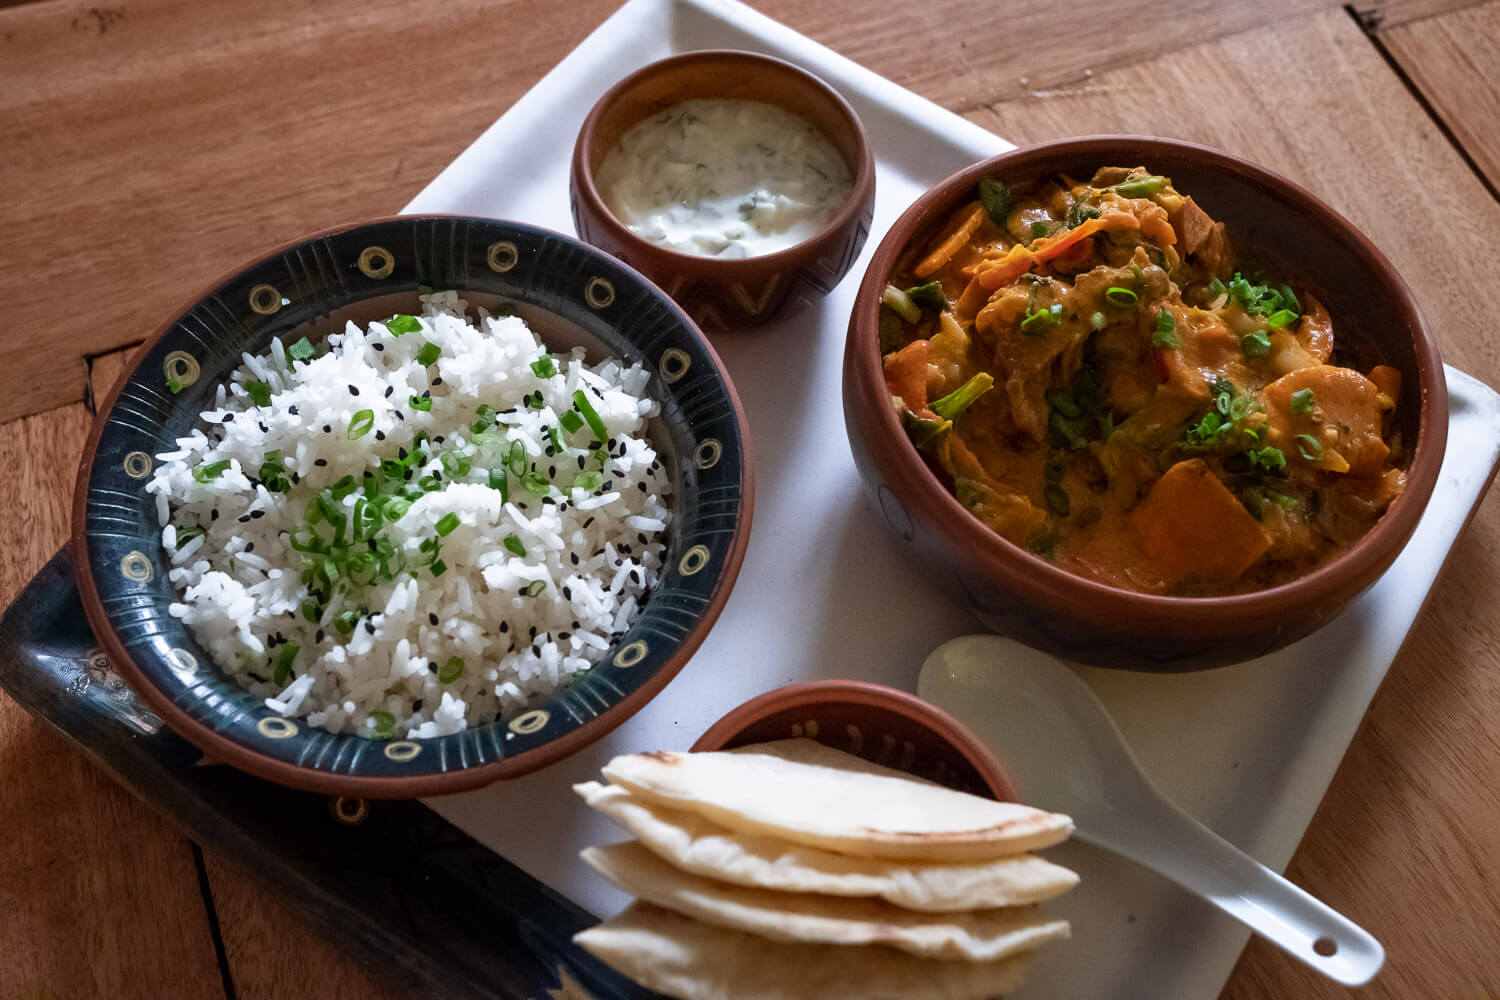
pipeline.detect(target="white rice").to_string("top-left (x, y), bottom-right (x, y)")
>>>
top-left (148, 292), bottom-right (673, 739)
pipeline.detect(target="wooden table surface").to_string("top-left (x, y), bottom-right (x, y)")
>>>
top-left (3, 0), bottom-right (1498, 996)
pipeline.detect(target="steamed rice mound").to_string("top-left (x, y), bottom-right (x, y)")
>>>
top-left (148, 292), bottom-right (673, 739)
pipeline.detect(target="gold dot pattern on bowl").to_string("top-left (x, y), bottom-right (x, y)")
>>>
top-left (487, 240), bottom-right (519, 273)
top-left (120, 551), bottom-right (153, 582)
top-left (123, 451), bottom-right (153, 479)
top-left (659, 348), bottom-right (691, 384)
top-left (679, 544), bottom-right (710, 577)
top-left (383, 740), bottom-right (422, 762)
top-left (166, 647), bottom-right (198, 676)
top-left (613, 640), bottom-right (648, 669)
top-left (330, 796), bottom-right (368, 825)
top-left (694, 438), bottom-right (722, 470)
top-left (584, 277), bottom-right (615, 309)
top-left (249, 283), bottom-right (282, 315)
top-left (257, 717), bottom-right (298, 739)
top-left (357, 245), bottom-right (395, 279)
top-left (162, 351), bottom-right (200, 391)
top-left (508, 709), bottom-right (549, 735)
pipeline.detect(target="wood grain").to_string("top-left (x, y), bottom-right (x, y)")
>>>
top-left (1351, 0), bottom-right (1486, 30)
top-left (0, 401), bottom-right (226, 1000)
top-left (2, 0), bottom-right (1499, 998)
top-left (1380, 0), bottom-right (1500, 192)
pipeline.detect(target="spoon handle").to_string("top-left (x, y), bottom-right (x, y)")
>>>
top-left (1086, 792), bottom-right (1384, 986)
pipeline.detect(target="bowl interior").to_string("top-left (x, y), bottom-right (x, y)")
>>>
top-left (578, 50), bottom-right (868, 205)
top-left (849, 137), bottom-right (1446, 656)
top-left (76, 217), bottom-right (752, 796)
top-left (690, 683), bottom-right (1017, 801)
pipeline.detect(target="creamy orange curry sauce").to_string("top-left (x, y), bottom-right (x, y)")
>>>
top-left (880, 166), bottom-right (1407, 595)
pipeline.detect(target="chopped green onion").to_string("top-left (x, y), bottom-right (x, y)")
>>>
top-left (440, 452), bottom-right (471, 479)
top-left (192, 460), bottom-right (232, 483)
top-left (1266, 309), bottom-right (1298, 329)
top-left (1267, 490), bottom-right (1298, 509)
top-left (521, 579), bottom-right (546, 597)
top-left (1105, 286), bottom-right (1139, 308)
top-left (506, 441), bottom-right (527, 477)
top-left (287, 337), bottom-right (316, 362)
top-left (1020, 303), bottom-right (1064, 336)
top-left (573, 469), bottom-right (604, 492)
top-left (1044, 483), bottom-right (1071, 517)
top-left (301, 598), bottom-right (321, 623)
top-left (330, 475), bottom-right (357, 501)
top-left (522, 470), bottom-right (550, 495)
top-left (1110, 175), bottom-right (1167, 198)
top-left (347, 409), bottom-right (374, 439)
top-left (243, 380), bottom-right (271, 407)
top-left (547, 426), bottom-right (564, 452)
top-left (409, 393), bottom-right (433, 412)
top-left (1152, 309), bottom-right (1179, 349)
top-left (166, 377), bottom-right (183, 394)
top-left (930, 373), bottom-right (995, 422)
top-left (272, 642), bottom-right (300, 687)
top-left (175, 523), bottom-right (206, 545)
top-left (471, 404), bottom-right (497, 434)
top-left (370, 710), bottom-right (396, 738)
top-left (384, 314), bottom-right (421, 336)
top-left (1248, 446), bottom-right (1287, 474)
top-left (488, 467), bottom-right (508, 501)
top-left (559, 410), bottom-right (584, 435)
top-left (978, 176), bottom-right (1012, 226)
top-left (1290, 388), bottom-right (1315, 415)
top-left (416, 341), bottom-right (440, 366)
top-left (257, 451), bottom-right (289, 493)
top-left (905, 281), bottom-right (946, 311)
top-left (1296, 434), bottom-right (1325, 461)
top-left (435, 512), bottom-right (460, 537)
top-left (503, 534), bottom-right (526, 557)
top-left (380, 496), bottom-right (411, 521)
top-left (572, 389), bottom-right (608, 441)
top-left (1241, 330), bottom-right (1271, 358)
top-left (881, 285), bottom-right (920, 324)
top-left (418, 474), bottom-right (441, 492)
top-left (530, 355), bottom-right (557, 378)
top-left (438, 657), bottom-right (464, 684)
top-left (430, 558), bottom-right (447, 577)
top-left (334, 609), bottom-right (359, 637)
top-left (526, 394), bottom-right (545, 410)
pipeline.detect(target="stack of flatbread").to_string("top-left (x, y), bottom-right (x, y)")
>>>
top-left (572, 738), bottom-right (1078, 999)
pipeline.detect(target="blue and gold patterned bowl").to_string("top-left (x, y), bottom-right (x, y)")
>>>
top-left (72, 217), bottom-right (754, 797)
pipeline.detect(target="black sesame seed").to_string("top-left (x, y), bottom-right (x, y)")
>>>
top-left (323, 424), bottom-right (333, 433)
top-left (314, 458), bottom-right (328, 467)
top-left (637, 533), bottom-right (647, 544)
top-left (238, 514), bottom-right (251, 523)
top-left (576, 456), bottom-right (586, 470)
top-left (570, 552), bottom-right (579, 565)
top-left (637, 482), bottom-right (647, 493)
top-left (432, 377), bottom-right (443, 386)
top-left (583, 517), bottom-right (595, 528)
top-left (499, 621), bottom-right (509, 633)
top-left (434, 435), bottom-right (445, 445)
top-left (562, 586), bottom-right (572, 600)
top-left (394, 411), bottom-right (404, 420)
top-left (428, 662), bottom-right (437, 673)
top-left (210, 509), bottom-right (220, 521)
top-left (571, 620), bottom-right (580, 629)
top-left (258, 422), bottom-right (269, 433)
top-left (367, 538), bottom-right (377, 552)
top-left (364, 621), bottom-right (376, 635)
top-left (411, 698), bottom-right (422, 711)
top-left (288, 405), bottom-right (299, 416)
top-left (250, 510), bottom-right (265, 519)
top-left (545, 445), bottom-right (556, 457)
top-left (428, 613), bottom-right (438, 626)
top-left (559, 632), bottom-right (571, 641)
top-left (348, 384), bottom-right (360, 396)
top-left (375, 431), bottom-right (386, 441)
top-left (630, 569), bottom-right (641, 584)
top-left (244, 543), bottom-right (255, 552)
top-left (398, 447), bottom-right (408, 459)
top-left (290, 473), bottom-right (301, 484)
top-left (384, 385), bottom-right (393, 398)
top-left (315, 629), bottom-right (325, 642)
top-left (373, 343), bottom-right (385, 352)
top-left (223, 413), bottom-right (234, 422)
top-left (528, 626), bottom-right (537, 637)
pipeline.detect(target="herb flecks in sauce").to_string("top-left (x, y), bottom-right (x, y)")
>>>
top-left (596, 100), bottom-right (854, 259)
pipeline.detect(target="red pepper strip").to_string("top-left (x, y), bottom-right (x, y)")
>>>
top-left (883, 339), bottom-right (935, 420)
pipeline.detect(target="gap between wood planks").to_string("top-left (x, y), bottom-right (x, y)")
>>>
top-left (1344, 3), bottom-right (1500, 204)
top-left (193, 843), bottom-right (240, 1000)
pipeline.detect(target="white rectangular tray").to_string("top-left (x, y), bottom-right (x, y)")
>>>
top-left (404, 1), bottom-right (1500, 996)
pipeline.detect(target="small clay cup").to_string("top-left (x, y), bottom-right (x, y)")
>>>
top-left (571, 50), bottom-right (875, 331)
top-left (691, 680), bottom-right (1018, 801)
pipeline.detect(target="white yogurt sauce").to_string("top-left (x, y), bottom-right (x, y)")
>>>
top-left (596, 99), bottom-right (854, 259)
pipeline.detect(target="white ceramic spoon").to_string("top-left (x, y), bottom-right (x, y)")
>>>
top-left (918, 634), bottom-right (1384, 987)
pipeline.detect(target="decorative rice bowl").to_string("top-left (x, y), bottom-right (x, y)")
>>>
top-left (74, 217), bottom-right (752, 795)
top-left (150, 292), bottom-right (673, 740)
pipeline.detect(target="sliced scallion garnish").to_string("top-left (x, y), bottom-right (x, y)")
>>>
top-left (1152, 308), bottom-right (1179, 349)
top-left (438, 657), bottom-right (464, 684)
top-left (559, 410), bottom-right (584, 435)
top-left (244, 380), bottom-right (272, 407)
top-left (1241, 330), bottom-right (1271, 358)
top-left (348, 409), bottom-right (374, 439)
top-left (1105, 286), bottom-right (1139, 308)
top-left (192, 460), bottom-right (232, 483)
top-left (503, 534), bottom-right (526, 557)
top-left (409, 393), bottom-right (433, 412)
top-left (384, 314), bottom-right (421, 336)
top-left (1296, 434), bottom-right (1325, 461)
top-left (573, 389), bottom-right (608, 441)
top-left (416, 341), bottom-right (440, 366)
top-left (1290, 388), bottom-right (1315, 415)
top-left (530, 355), bottom-right (557, 378)
top-left (272, 642), bottom-right (300, 686)
top-left (287, 337), bottom-right (316, 362)
top-left (435, 512), bottom-right (460, 537)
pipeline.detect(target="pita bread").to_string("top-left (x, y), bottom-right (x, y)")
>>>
top-left (581, 841), bottom-right (1069, 962)
top-left (600, 739), bottom-right (1072, 861)
top-left (574, 902), bottom-right (1036, 1000)
top-left (575, 781), bottom-right (1078, 910)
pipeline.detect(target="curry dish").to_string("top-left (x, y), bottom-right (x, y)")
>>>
top-left (879, 166), bottom-right (1407, 596)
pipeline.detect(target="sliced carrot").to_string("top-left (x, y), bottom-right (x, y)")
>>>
top-left (914, 203), bottom-right (989, 278)
top-left (1128, 459), bottom-right (1272, 588)
top-left (1262, 365), bottom-right (1389, 476)
top-left (973, 245), bottom-right (1037, 291)
top-left (882, 339), bottom-right (935, 419)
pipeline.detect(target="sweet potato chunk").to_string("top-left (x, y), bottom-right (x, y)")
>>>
top-left (1128, 459), bottom-right (1272, 588)
top-left (1263, 366), bottom-right (1388, 477)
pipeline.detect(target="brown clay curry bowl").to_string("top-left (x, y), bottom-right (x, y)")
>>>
top-left (843, 136), bottom-right (1447, 671)
top-left (571, 50), bottom-right (875, 331)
